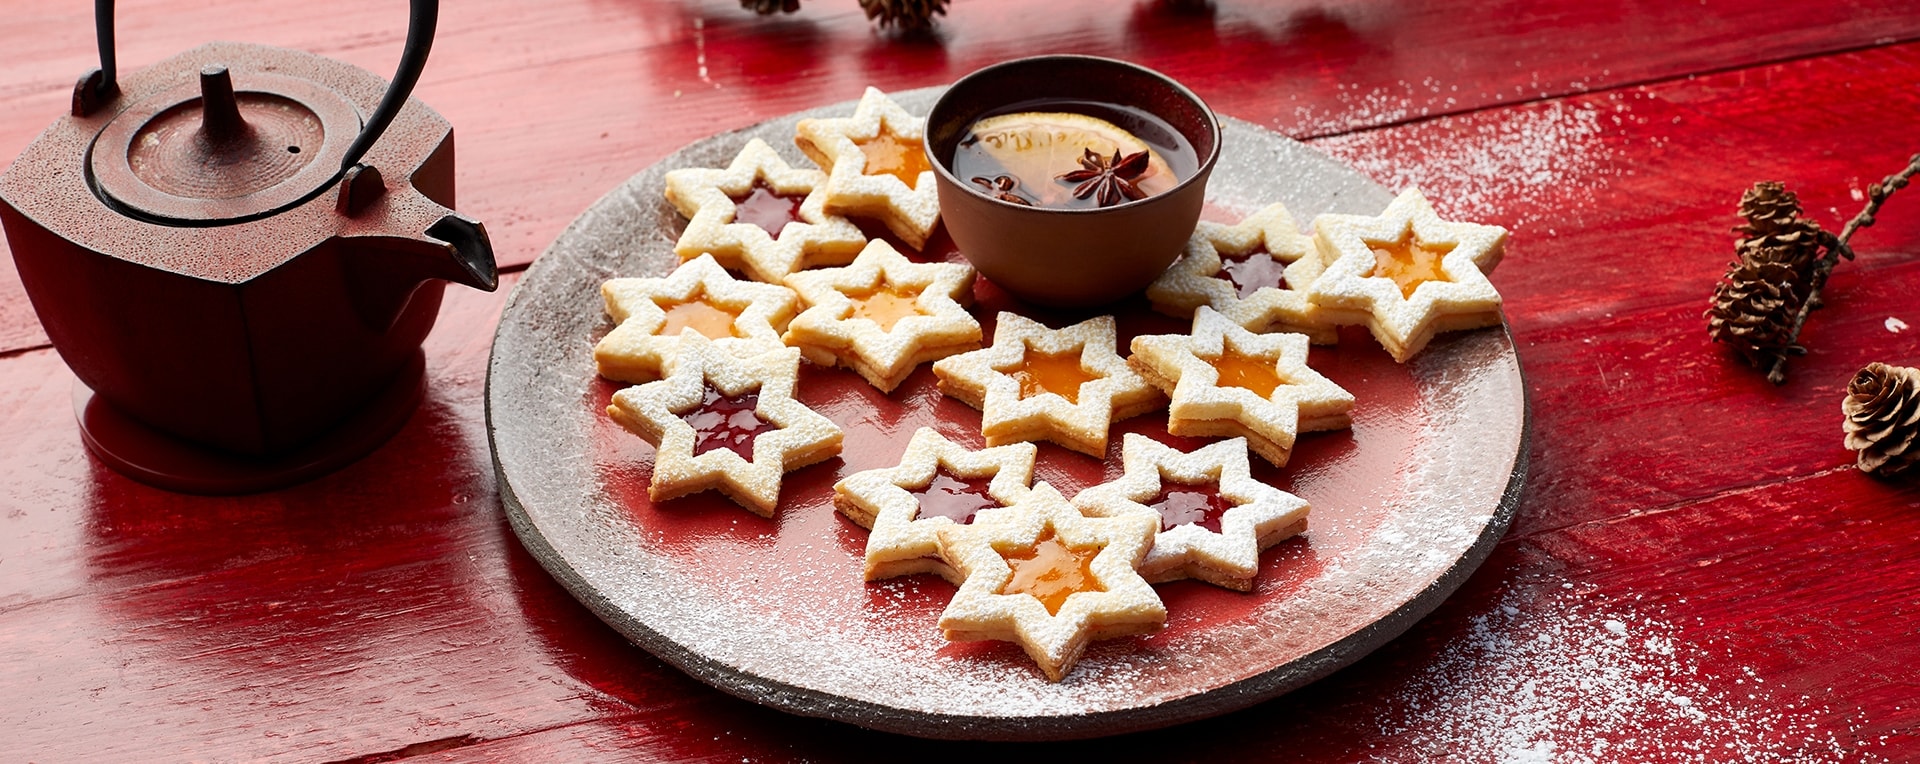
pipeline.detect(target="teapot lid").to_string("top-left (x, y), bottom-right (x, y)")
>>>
top-left (88, 66), bottom-right (364, 226)
top-left (79, 0), bottom-right (439, 227)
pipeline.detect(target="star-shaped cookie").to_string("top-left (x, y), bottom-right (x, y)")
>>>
top-left (794, 87), bottom-right (941, 250)
top-left (594, 254), bottom-right (800, 384)
top-left (932, 313), bottom-right (1163, 457)
top-left (607, 332), bottom-right (843, 517)
top-left (833, 427), bottom-right (1038, 583)
top-left (664, 137), bottom-right (867, 284)
top-left (1072, 434), bottom-right (1311, 591)
top-left (781, 239), bottom-right (981, 393)
top-left (1305, 187), bottom-right (1508, 362)
top-left (936, 482), bottom-right (1164, 682)
top-left (1129, 306), bottom-right (1353, 467)
top-left (1144, 202), bottom-right (1336, 344)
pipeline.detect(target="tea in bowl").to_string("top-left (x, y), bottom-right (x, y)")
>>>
top-left (926, 55), bottom-right (1222, 308)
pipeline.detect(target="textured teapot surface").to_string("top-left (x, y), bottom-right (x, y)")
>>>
top-left (0, 41), bottom-right (459, 284)
top-left (0, 39), bottom-right (495, 460)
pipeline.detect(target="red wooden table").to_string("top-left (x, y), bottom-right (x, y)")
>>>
top-left (4, 0), bottom-right (1919, 760)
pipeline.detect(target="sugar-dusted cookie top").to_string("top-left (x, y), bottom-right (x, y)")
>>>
top-left (607, 332), bottom-right (843, 517)
top-left (781, 239), bottom-right (981, 393)
top-left (834, 427), bottom-right (1038, 583)
top-left (1145, 202), bottom-right (1336, 344)
top-left (1072, 434), bottom-right (1310, 591)
top-left (1128, 306), bottom-right (1353, 467)
top-left (663, 137), bottom-right (867, 283)
top-left (935, 482), bottom-right (1164, 682)
top-left (932, 312), bottom-right (1163, 458)
top-left (793, 87), bottom-right (942, 250)
top-left (1305, 187), bottom-right (1508, 362)
top-left (595, 254), bottom-right (800, 384)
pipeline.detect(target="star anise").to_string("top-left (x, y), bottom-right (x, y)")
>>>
top-left (1058, 148), bottom-right (1150, 208)
top-left (970, 174), bottom-right (1033, 206)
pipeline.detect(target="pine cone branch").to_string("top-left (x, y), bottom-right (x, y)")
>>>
top-left (859, 0), bottom-right (949, 29)
top-left (1705, 153), bottom-right (1919, 385)
top-left (1761, 153), bottom-right (1920, 384)
top-left (740, 0), bottom-right (801, 15)
top-left (1843, 362), bottom-right (1920, 476)
top-left (1706, 181), bottom-right (1833, 379)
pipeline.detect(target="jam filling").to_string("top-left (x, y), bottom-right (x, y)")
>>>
top-left (1367, 233), bottom-right (1454, 298)
top-left (730, 181), bottom-right (805, 237)
top-left (909, 468), bottom-right (999, 524)
top-left (1216, 245), bottom-right (1290, 299)
top-left (999, 527), bottom-right (1104, 616)
top-left (657, 293), bottom-right (741, 340)
top-left (857, 128), bottom-right (932, 187)
top-left (678, 384), bottom-right (776, 461)
top-left (1210, 347), bottom-right (1286, 399)
top-left (1007, 348), bottom-right (1095, 405)
top-left (1147, 479), bottom-right (1237, 533)
top-left (847, 284), bottom-right (925, 331)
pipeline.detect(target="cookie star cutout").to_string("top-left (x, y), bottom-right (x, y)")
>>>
top-left (663, 137), bottom-right (867, 284)
top-left (794, 87), bottom-right (941, 250)
top-left (1305, 187), bottom-right (1508, 362)
top-left (1129, 306), bottom-right (1354, 467)
top-left (935, 482), bottom-right (1164, 682)
top-left (833, 427), bottom-right (1038, 583)
top-left (1145, 202), bottom-right (1336, 344)
top-left (594, 254), bottom-right (800, 384)
top-left (932, 313), bottom-right (1164, 457)
top-left (1072, 434), bottom-right (1311, 592)
top-left (607, 332), bottom-right (843, 517)
top-left (781, 239), bottom-right (981, 393)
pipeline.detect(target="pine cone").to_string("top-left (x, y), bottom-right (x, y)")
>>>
top-left (1734, 181), bottom-right (1827, 285)
top-left (1737, 235), bottom-right (1821, 278)
top-left (1705, 258), bottom-right (1803, 368)
top-left (1842, 362), bottom-right (1920, 476)
top-left (740, 0), bottom-right (800, 14)
top-left (859, 0), bottom-right (949, 29)
top-left (1736, 181), bottom-right (1804, 237)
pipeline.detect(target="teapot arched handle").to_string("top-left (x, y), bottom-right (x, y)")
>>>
top-left (85, 0), bottom-right (437, 176)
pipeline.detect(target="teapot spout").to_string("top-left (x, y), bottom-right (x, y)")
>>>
top-left (341, 209), bottom-right (499, 333)
top-left (423, 214), bottom-right (500, 292)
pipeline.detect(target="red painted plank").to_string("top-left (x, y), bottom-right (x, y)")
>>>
top-left (2, 2), bottom-right (1920, 760)
top-left (4, 1), bottom-right (1920, 354)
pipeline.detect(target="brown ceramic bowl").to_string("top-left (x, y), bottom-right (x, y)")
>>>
top-left (927, 56), bottom-right (1222, 308)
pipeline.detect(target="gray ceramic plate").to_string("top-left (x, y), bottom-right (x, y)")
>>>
top-left (487, 88), bottom-right (1528, 741)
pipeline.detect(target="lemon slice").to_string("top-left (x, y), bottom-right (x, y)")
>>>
top-left (960, 111), bottom-right (1178, 207)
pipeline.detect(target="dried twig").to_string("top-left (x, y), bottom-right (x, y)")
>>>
top-left (1764, 153), bottom-right (1920, 384)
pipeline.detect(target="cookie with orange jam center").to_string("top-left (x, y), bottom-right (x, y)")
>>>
top-left (1305, 187), bottom-right (1507, 362)
top-left (782, 239), bottom-right (981, 393)
top-left (933, 313), bottom-right (1163, 458)
top-left (794, 87), bottom-right (941, 250)
top-left (595, 254), bottom-right (799, 384)
top-left (1128, 306), bottom-right (1353, 467)
top-left (935, 482), bottom-right (1163, 682)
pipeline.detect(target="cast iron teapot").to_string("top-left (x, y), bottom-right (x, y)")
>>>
top-left (0, 0), bottom-right (498, 492)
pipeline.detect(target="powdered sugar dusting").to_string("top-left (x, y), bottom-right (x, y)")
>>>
top-left (1374, 580), bottom-right (1881, 762)
top-left (1313, 97), bottom-right (1661, 227)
